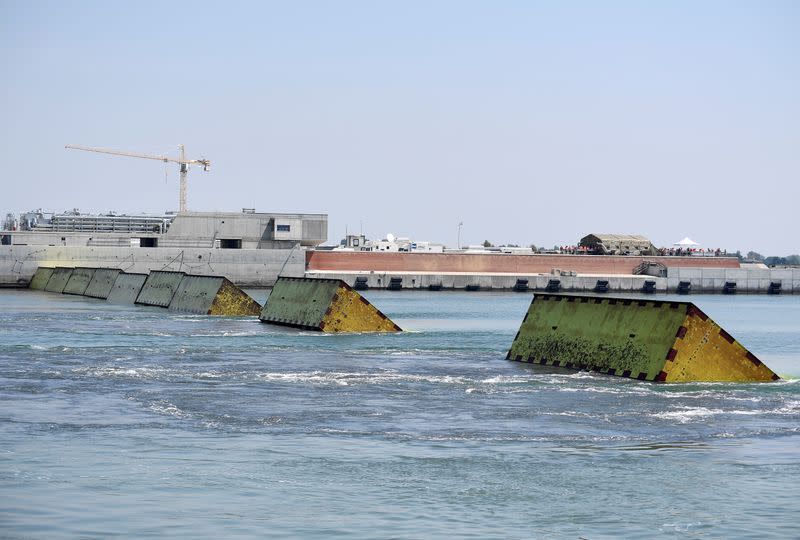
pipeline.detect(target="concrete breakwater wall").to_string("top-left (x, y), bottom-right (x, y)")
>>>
top-left (5, 245), bottom-right (797, 293)
top-left (306, 267), bottom-right (800, 294)
top-left (666, 267), bottom-right (800, 294)
top-left (306, 271), bottom-right (664, 292)
top-left (0, 245), bottom-right (306, 287)
top-left (305, 251), bottom-right (740, 274)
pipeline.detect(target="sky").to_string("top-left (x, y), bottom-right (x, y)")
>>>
top-left (1, 1), bottom-right (798, 255)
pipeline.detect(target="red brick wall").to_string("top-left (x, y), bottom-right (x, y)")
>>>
top-left (306, 251), bottom-right (740, 274)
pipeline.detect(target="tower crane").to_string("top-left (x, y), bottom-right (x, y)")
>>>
top-left (65, 144), bottom-right (210, 213)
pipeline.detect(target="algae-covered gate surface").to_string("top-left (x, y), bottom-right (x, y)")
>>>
top-left (507, 293), bottom-right (778, 383)
top-left (136, 271), bottom-right (185, 307)
top-left (29, 267), bottom-right (54, 290)
top-left (260, 277), bottom-right (401, 332)
top-left (44, 267), bottom-right (75, 293)
top-left (168, 275), bottom-right (261, 316)
top-left (62, 267), bottom-right (96, 296)
top-left (106, 273), bottom-right (148, 304)
top-left (26, 266), bottom-right (260, 316)
top-left (84, 268), bottom-right (122, 299)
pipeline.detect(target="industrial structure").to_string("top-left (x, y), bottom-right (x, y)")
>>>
top-left (1, 208), bottom-right (327, 287)
top-left (2, 209), bottom-right (327, 249)
top-left (3, 199), bottom-right (798, 293)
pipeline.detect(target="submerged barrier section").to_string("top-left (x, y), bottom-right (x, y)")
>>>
top-left (44, 267), bottom-right (74, 293)
top-left (29, 267), bottom-right (54, 290)
top-left (62, 267), bottom-right (96, 295)
top-left (107, 272), bottom-right (149, 304)
top-left (260, 276), bottom-right (402, 332)
top-left (135, 270), bottom-right (186, 307)
top-left (169, 274), bottom-right (261, 316)
top-left (28, 266), bottom-right (261, 316)
top-left (507, 293), bottom-right (779, 383)
top-left (83, 268), bottom-right (122, 299)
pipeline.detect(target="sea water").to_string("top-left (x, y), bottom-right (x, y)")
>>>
top-left (0, 290), bottom-right (798, 539)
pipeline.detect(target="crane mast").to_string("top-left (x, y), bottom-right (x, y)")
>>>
top-left (65, 144), bottom-right (210, 213)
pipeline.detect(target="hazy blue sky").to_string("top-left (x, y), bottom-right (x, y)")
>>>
top-left (2, 1), bottom-right (797, 254)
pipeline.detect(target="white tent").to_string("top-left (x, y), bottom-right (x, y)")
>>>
top-left (674, 237), bottom-right (700, 247)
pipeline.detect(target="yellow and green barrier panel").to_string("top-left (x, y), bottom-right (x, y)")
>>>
top-left (260, 276), bottom-right (402, 332)
top-left (169, 274), bottom-right (261, 316)
top-left (507, 293), bottom-right (778, 383)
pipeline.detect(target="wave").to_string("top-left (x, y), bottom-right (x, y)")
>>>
top-left (148, 400), bottom-right (189, 419)
top-left (650, 403), bottom-right (800, 424)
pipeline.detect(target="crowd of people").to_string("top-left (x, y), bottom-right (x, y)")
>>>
top-left (658, 247), bottom-right (726, 257)
top-left (553, 245), bottom-right (591, 254)
top-left (545, 245), bottom-right (728, 257)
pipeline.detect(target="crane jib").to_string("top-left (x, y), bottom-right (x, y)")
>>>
top-left (65, 144), bottom-right (210, 213)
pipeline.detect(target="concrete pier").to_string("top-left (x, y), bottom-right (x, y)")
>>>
top-left (5, 245), bottom-right (798, 293)
top-left (306, 267), bottom-right (800, 294)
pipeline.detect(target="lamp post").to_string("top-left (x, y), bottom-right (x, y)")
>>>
top-left (457, 221), bottom-right (463, 250)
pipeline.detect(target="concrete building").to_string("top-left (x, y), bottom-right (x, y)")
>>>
top-left (1, 210), bottom-right (327, 249)
top-left (331, 233), bottom-right (445, 253)
top-left (0, 209), bottom-right (327, 287)
top-left (157, 211), bottom-right (327, 249)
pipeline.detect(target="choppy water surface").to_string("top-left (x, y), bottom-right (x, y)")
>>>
top-left (1, 290), bottom-right (799, 539)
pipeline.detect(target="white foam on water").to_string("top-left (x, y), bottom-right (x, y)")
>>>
top-left (555, 386), bottom-right (642, 396)
top-left (465, 386), bottom-right (543, 395)
top-left (388, 350), bottom-right (429, 356)
top-left (253, 370), bottom-right (473, 386)
top-left (649, 406), bottom-right (785, 423)
top-left (188, 331), bottom-right (260, 337)
top-left (196, 372), bottom-right (223, 379)
top-left (652, 407), bottom-right (727, 423)
top-left (776, 400), bottom-right (800, 414)
top-left (659, 390), bottom-right (764, 402)
top-left (148, 400), bottom-right (188, 419)
top-left (74, 366), bottom-right (169, 379)
top-left (480, 375), bottom-right (535, 384)
top-left (542, 410), bottom-right (596, 418)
